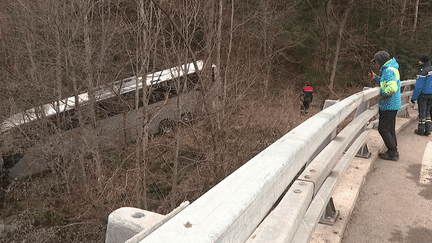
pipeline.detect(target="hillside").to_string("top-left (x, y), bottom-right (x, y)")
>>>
top-left (0, 0), bottom-right (431, 241)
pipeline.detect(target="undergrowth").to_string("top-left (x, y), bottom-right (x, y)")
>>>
top-left (0, 82), bottom-right (334, 242)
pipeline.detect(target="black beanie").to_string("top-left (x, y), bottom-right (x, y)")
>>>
top-left (373, 51), bottom-right (391, 67)
top-left (419, 54), bottom-right (430, 63)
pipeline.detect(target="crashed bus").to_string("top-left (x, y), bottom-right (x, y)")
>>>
top-left (0, 60), bottom-right (215, 179)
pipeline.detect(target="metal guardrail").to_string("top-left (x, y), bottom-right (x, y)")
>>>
top-left (247, 80), bottom-right (415, 243)
top-left (105, 80), bottom-right (416, 243)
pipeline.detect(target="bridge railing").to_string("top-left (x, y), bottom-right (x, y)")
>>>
top-left (105, 80), bottom-right (416, 243)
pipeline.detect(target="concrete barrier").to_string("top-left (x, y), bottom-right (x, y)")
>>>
top-left (105, 207), bottom-right (164, 243)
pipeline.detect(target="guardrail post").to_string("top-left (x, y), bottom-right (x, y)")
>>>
top-left (356, 144), bottom-right (371, 158)
top-left (318, 197), bottom-right (339, 226)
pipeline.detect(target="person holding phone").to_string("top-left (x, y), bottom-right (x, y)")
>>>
top-left (369, 51), bottom-right (401, 161)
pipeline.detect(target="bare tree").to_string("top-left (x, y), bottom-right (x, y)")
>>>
top-left (261, 0), bottom-right (272, 97)
top-left (135, 0), bottom-right (155, 209)
top-left (400, 0), bottom-right (407, 36)
top-left (322, 0), bottom-right (333, 75)
top-left (80, 0), bottom-right (104, 190)
top-left (67, 50), bottom-right (89, 192)
top-left (413, 0), bottom-right (419, 31)
top-left (328, 0), bottom-right (357, 92)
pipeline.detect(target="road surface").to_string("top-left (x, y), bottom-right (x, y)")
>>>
top-left (342, 120), bottom-right (432, 243)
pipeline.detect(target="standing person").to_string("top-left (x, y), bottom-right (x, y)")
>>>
top-left (370, 51), bottom-right (401, 161)
top-left (411, 54), bottom-right (432, 136)
top-left (301, 84), bottom-right (313, 114)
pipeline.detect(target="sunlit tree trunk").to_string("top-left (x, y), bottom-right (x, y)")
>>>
top-left (413, 0), bottom-right (419, 31)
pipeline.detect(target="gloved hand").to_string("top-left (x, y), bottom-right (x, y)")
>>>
top-left (411, 98), bottom-right (415, 104)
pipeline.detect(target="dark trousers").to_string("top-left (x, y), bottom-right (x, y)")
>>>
top-left (417, 94), bottom-right (432, 121)
top-left (378, 109), bottom-right (398, 154)
top-left (302, 99), bottom-right (311, 110)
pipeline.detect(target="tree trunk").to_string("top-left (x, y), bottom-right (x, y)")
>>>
top-left (322, 0), bottom-right (332, 76)
top-left (413, 0), bottom-right (419, 31)
top-left (97, 0), bottom-right (110, 82)
top-left (216, 0), bottom-right (223, 111)
top-left (134, 0), bottom-right (142, 204)
top-left (136, 0), bottom-right (152, 209)
top-left (224, 0), bottom-right (235, 107)
top-left (206, 0), bottom-right (223, 178)
top-left (24, 29), bottom-right (36, 85)
top-left (262, 0), bottom-right (270, 97)
top-left (399, 0), bottom-right (407, 36)
top-left (67, 50), bottom-right (88, 192)
top-left (171, 92), bottom-right (181, 210)
top-left (328, 0), bottom-right (356, 92)
top-left (54, 0), bottom-right (63, 128)
top-left (83, 2), bottom-right (103, 190)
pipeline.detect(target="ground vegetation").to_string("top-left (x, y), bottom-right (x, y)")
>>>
top-left (0, 0), bottom-right (431, 241)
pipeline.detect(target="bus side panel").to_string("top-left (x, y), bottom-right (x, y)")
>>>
top-left (98, 112), bottom-right (129, 149)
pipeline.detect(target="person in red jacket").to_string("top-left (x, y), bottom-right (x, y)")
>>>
top-left (301, 84), bottom-right (314, 114)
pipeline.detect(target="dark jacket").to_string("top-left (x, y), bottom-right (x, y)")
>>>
top-left (412, 60), bottom-right (432, 101)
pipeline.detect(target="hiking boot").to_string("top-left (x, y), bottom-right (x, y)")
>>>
top-left (425, 121), bottom-right (431, 136)
top-left (415, 129), bottom-right (424, 135)
top-left (379, 151), bottom-right (399, 161)
top-left (415, 122), bottom-right (425, 135)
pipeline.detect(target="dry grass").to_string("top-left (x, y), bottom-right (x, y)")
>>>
top-left (0, 83), bottom-right (327, 242)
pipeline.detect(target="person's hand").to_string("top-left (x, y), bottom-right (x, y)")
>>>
top-left (411, 98), bottom-right (415, 104)
top-left (368, 70), bottom-right (376, 79)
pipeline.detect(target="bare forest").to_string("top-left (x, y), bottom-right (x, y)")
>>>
top-left (1, 0), bottom-right (431, 242)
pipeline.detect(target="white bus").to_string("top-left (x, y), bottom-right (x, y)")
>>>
top-left (1, 60), bottom-right (215, 178)
top-left (1, 60), bottom-right (211, 134)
